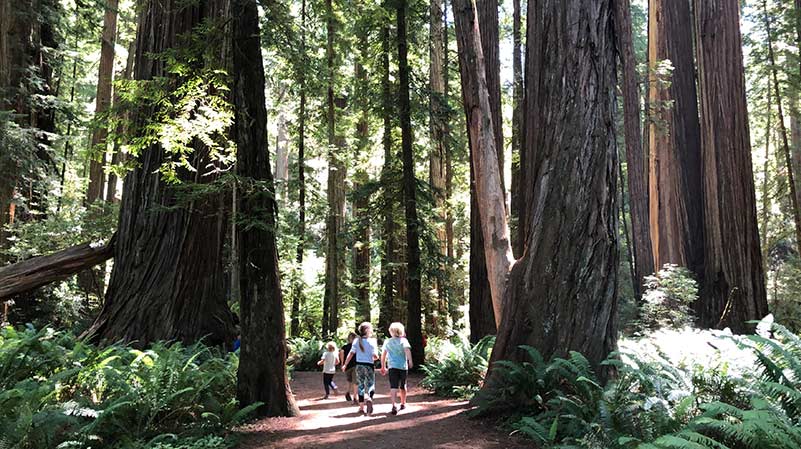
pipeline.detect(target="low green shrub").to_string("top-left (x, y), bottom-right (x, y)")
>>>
top-left (474, 320), bottom-right (801, 449)
top-left (287, 336), bottom-right (325, 372)
top-left (636, 264), bottom-right (698, 332)
top-left (420, 335), bottom-right (494, 398)
top-left (0, 325), bottom-right (256, 449)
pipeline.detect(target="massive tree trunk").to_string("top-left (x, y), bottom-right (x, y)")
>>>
top-left (86, 0), bottom-right (119, 204)
top-left (86, 0), bottom-right (235, 347)
top-left (322, 0), bottom-right (346, 337)
top-left (290, 0), bottom-right (308, 338)
top-left (232, 0), bottom-right (298, 418)
top-left (615, 0), bottom-right (653, 299)
top-left (694, 0), bottom-right (768, 332)
top-left (510, 0), bottom-right (522, 258)
top-left (763, 2), bottom-right (801, 258)
top-left (353, 27), bottom-right (371, 326)
top-left (464, 0), bottom-right (619, 375)
top-left (430, 0), bottom-right (449, 331)
top-left (647, 0), bottom-right (704, 279)
top-left (398, 0), bottom-right (424, 365)
top-left (379, 5), bottom-right (398, 336)
top-left (468, 0), bottom-right (504, 342)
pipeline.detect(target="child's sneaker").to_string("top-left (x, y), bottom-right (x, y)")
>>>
top-left (345, 392), bottom-right (352, 402)
top-left (323, 395), bottom-right (329, 400)
top-left (366, 400), bottom-right (373, 415)
top-left (391, 406), bottom-right (398, 415)
top-left (400, 404), bottom-right (406, 410)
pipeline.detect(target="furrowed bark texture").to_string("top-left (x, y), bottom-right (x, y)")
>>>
top-left (232, 0), bottom-right (299, 417)
top-left (694, 0), bottom-right (768, 332)
top-left (493, 0), bottom-right (619, 375)
top-left (468, 0), bottom-right (504, 341)
top-left (615, 0), bottom-right (653, 298)
top-left (86, 0), bottom-right (235, 347)
top-left (647, 0), bottom-right (704, 278)
top-left (398, 0), bottom-right (425, 365)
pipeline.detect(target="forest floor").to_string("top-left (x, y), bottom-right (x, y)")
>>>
top-left (236, 371), bottom-right (529, 449)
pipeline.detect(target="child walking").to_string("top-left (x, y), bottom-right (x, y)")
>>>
top-left (380, 322), bottom-right (413, 415)
top-left (342, 322), bottom-right (379, 415)
top-left (339, 332), bottom-right (359, 403)
top-left (318, 341), bottom-right (340, 399)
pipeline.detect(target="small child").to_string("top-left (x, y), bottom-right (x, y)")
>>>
top-left (342, 322), bottom-right (380, 415)
top-left (380, 322), bottom-right (413, 415)
top-left (339, 332), bottom-right (359, 403)
top-left (318, 341), bottom-right (340, 399)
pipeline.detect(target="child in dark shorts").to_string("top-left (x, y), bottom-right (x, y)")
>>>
top-left (339, 332), bottom-right (358, 403)
top-left (380, 322), bottom-right (413, 415)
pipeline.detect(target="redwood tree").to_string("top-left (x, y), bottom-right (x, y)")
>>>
top-left (469, 0), bottom-right (503, 343)
top-left (86, 0), bottom-right (119, 204)
top-left (398, 0), bottom-right (424, 365)
top-left (694, 0), bottom-right (768, 331)
top-left (615, 0), bottom-right (653, 299)
top-left (86, 0), bottom-right (235, 347)
top-left (647, 0), bottom-right (704, 278)
top-left (454, 0), bottom-right (619, 375)
top-left (232, 0), bottom-right (299, 417)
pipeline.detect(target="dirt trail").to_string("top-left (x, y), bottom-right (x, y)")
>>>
top-left (237, 371), bottom-right (528, 449)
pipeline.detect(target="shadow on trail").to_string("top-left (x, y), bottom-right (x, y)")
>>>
top-left (298, 393), bottom-right (447, 412)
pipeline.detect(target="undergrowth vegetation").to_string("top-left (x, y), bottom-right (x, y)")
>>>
top-left (422, 316), bottom-right (801, 449)
top-left (0, 326), bottom-right (255, 449)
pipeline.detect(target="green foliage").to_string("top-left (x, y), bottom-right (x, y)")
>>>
top-left (420, 335), bottom-right (494, 398)
top-left (287, 336), bottom-right (325, 372)
top-left (636, 265), bottom-right (698, 332)
top-left (475, 321), bottom-right (801, 449)
top-left (0, 326), bottom-right (253, 449)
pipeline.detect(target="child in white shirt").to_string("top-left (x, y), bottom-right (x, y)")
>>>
top-left (318, 341), bottom-right (340, 399)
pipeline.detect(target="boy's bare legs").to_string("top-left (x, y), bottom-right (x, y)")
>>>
top-left (399, 386), bottom-right (407, 408)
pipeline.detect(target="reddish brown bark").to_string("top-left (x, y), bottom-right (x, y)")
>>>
top-left (647, 0), bottom-right (704, 279)
top-left (694, 0), bottom-right (768, 331)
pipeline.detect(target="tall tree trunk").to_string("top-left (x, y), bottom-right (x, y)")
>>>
top-left (794, 0), bottom-right (801, 220)
top-left (274, 112), bottom-right (289, 198)
top-left (694, 0), bottom-right (768, 332)
top-left (510, 0), bottom-right (522, 258)
top-left (468, 0), bottom-right (504, 342)
top-left (615, 0), bottom-right (653, 299)
top-left (473, 0), bottom-right (619, 375)
top-left (353, 26), bottom-right (371, 326)
top-left (290, 0), bottom-right (308, 338)
top-left (761, 92), bottom-right (772, 266)
top-left (379, 3), bottom-right (398, 336)
top-left (647, 0), bottom-right (704, 279)
top-left (87, 0), bottom-right (119, 204)
top-left (430, 0), bottom-right (449, 331)
top-left (232, 0), bottom-right (298, 418)
top-left (398, 0), bottom-right (424, 365)
top-left (106, 40), bottom-right (135, 203)
top-left (86, 0), bottom-right (235, 347)
top-left (763, 1), bottom-right (801, 258)
top-left (323, 0), bottom-right (345, 337)
top-left (444, 0), bottom-right (459, 326)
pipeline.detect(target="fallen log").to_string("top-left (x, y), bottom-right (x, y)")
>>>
top-left (0, 235), bottom-right (116, 300)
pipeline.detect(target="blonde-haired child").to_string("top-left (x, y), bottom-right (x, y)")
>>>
top-left (318, 341), bottom-right (340, 399)
top-left (380, 322), bottom-right (412, 415)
